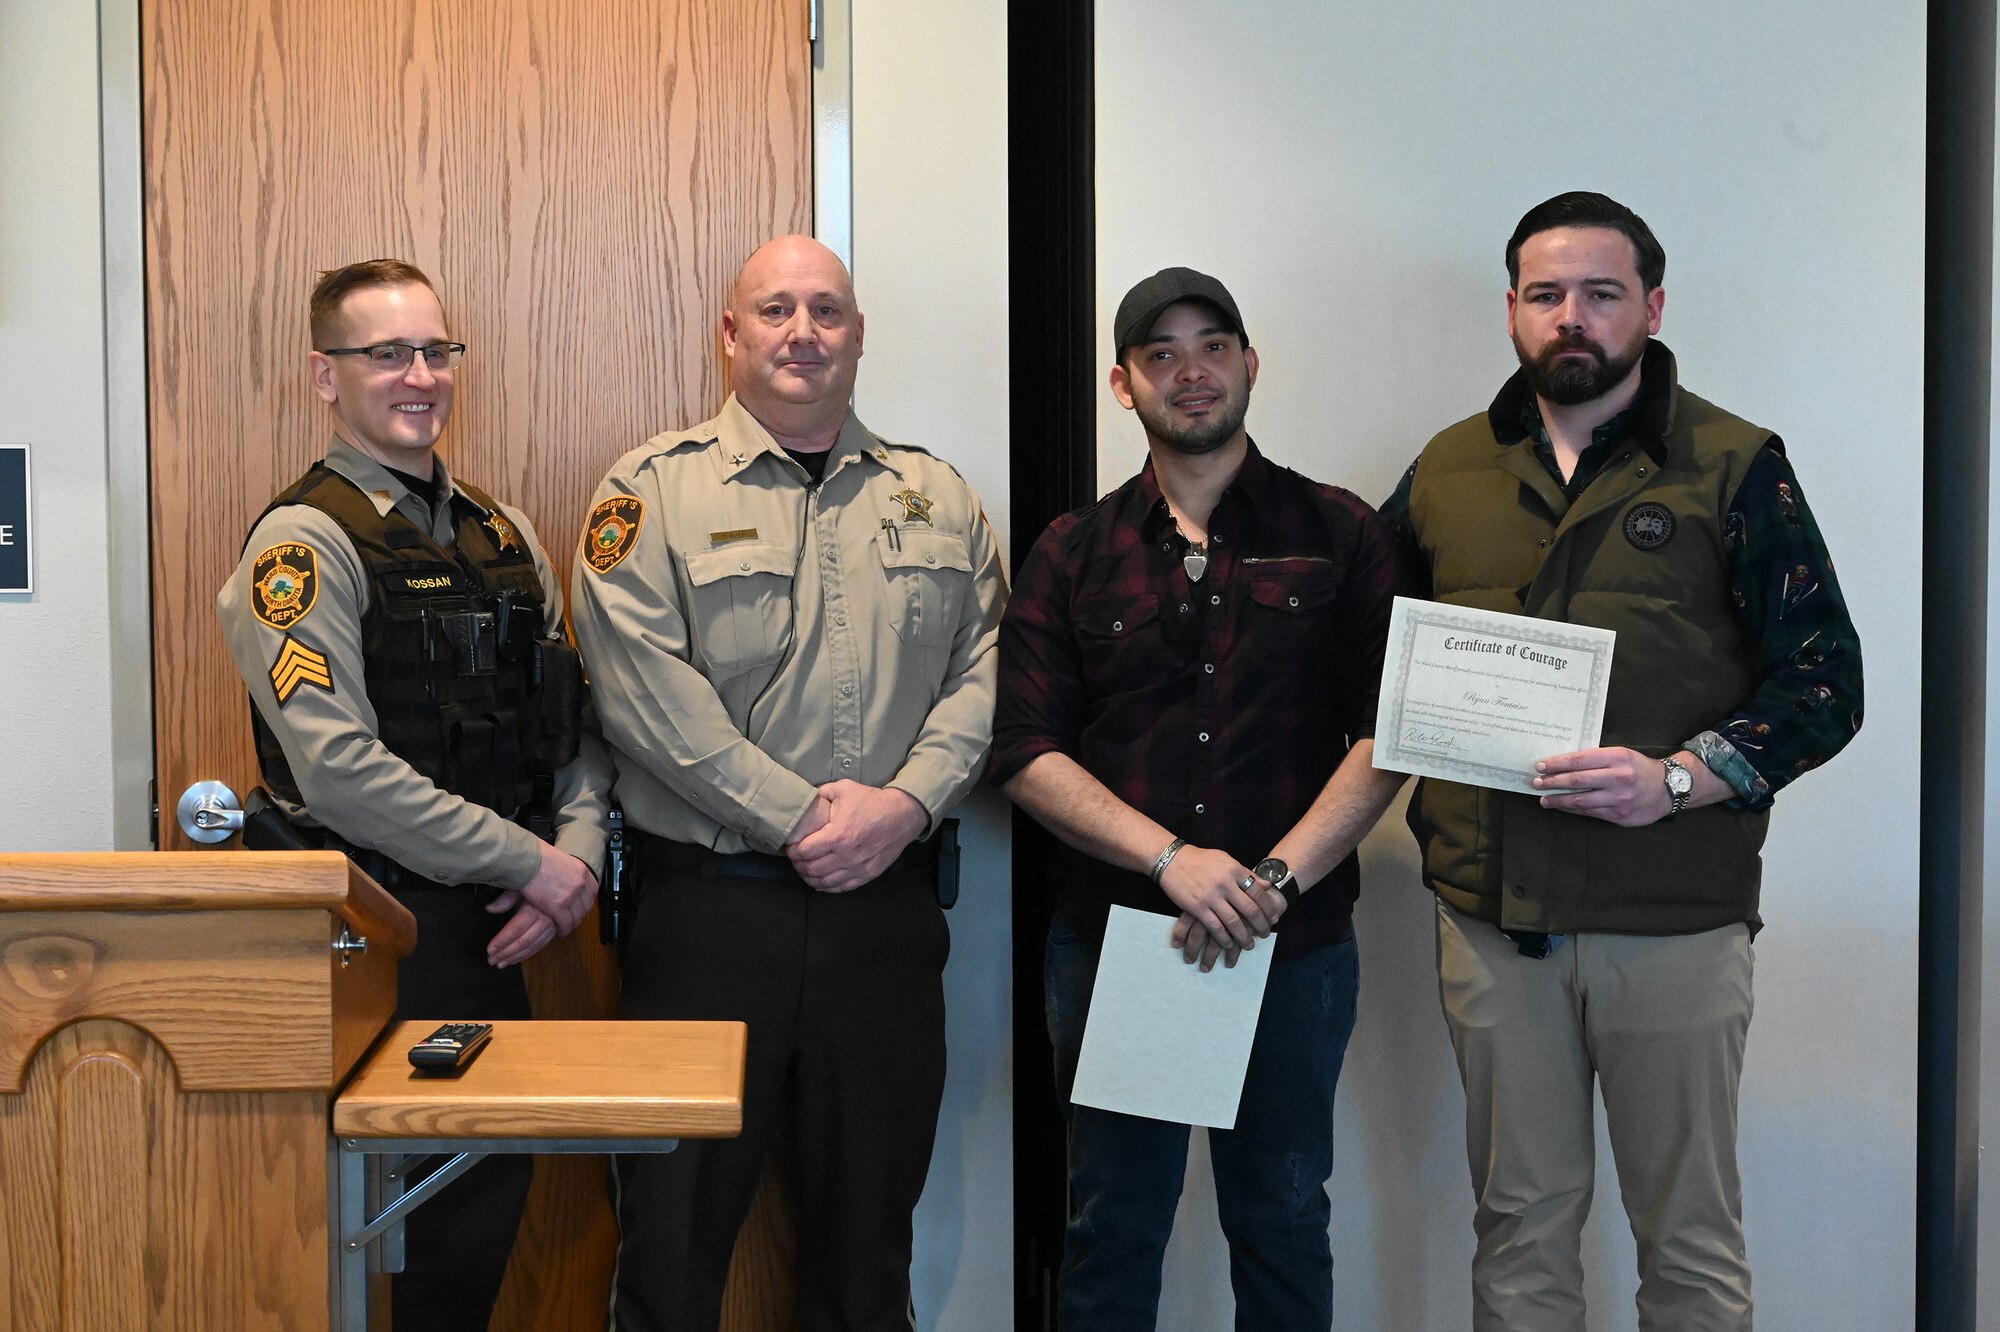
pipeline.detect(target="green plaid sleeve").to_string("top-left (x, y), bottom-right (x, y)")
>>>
top-left (1685, 447), bottom-right (1864, 808)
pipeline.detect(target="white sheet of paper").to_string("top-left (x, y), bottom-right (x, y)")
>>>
top-left (1069, 905), bottom-right (1276, 1130)
top-left (1372, 596), bottom-right (1617, 795)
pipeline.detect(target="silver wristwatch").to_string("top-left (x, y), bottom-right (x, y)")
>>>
top-left (1661, 756), bottom-right (1694, 815)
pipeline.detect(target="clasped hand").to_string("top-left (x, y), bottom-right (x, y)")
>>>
top-left (486, 840), bottom-right (599, 968)
top-left (1159, 845), bottom-right (1289, 972)
top-left (786, 780), bottom-right (929, 893)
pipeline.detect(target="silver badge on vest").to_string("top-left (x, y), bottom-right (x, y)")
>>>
top-left (1623, 501), bottom-right (1676, 551)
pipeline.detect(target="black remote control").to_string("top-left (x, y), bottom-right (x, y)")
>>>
top-left (408, 1022), bottom-right (494, 1073)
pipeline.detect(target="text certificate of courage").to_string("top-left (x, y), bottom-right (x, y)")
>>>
top-left (1372, 597), bottom-right (1616, 795)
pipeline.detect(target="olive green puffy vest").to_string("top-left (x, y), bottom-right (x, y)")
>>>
top-left (1406, 344), bottom-right (1773, 934)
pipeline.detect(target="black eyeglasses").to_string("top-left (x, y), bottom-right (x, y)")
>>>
top-left (319, 341), bottom-right (467, 371)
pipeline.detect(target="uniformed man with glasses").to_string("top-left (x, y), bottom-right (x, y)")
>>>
top-left (216, 258), bottom-right (611, 1330)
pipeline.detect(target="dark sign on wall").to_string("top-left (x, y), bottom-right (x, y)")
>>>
top-left (0, 446), bottom-right (30, 593)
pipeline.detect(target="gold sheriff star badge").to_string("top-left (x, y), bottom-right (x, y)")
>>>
top-left (890, 488), bottom-right (934, 526)
top-left (485, 511), bottom-right (523, 552)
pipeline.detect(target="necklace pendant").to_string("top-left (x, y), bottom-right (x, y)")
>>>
top-left (1183, 551), bottom-right (1209, 582)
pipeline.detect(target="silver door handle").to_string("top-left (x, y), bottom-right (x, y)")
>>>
top-left (177, 779), bottom-right (244, 843)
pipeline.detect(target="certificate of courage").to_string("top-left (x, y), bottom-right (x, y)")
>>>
top-left (1371, 596), bottom-right (1616, 795)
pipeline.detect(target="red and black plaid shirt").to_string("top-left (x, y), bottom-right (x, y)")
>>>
top-left (991, 441), bottom-right (1411, 958)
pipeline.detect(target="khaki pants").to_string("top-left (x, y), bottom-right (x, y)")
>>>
top-left (1435, 899), bottom-right (1755, 1332)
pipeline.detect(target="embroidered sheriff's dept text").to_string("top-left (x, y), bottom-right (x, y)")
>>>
top-left (252, 543), bottom-right (319, 629)
top-left (584, 497), bottom-right (646, 574)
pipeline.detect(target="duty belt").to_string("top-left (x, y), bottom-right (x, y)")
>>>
top-left (240, 804), bottom-right (478, 894)
top-left (640, 832), bottom-right (936, 883)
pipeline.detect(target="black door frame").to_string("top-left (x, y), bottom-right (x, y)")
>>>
top-left (1919, 1), bottom-right (1994, 1328)
top-left (1007, 2), bottom-right (1096, 1326)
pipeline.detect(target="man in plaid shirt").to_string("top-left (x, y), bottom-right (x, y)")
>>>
top-left (991, 267), bottom-right (1410, 1330)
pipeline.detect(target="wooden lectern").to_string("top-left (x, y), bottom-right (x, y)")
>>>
top-left (0, 851), bottom-right (415, 1331)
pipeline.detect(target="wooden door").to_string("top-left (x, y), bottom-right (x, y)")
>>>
top-left (141, 1), bottom-right (808, 1326)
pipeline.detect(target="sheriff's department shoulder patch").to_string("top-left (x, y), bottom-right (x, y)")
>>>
top-left (584, 496), bottom-right (645, 574)
top-left (251, 543), bottom-right (320, 629)
top-left (269, 636), bottom-right (333, 705)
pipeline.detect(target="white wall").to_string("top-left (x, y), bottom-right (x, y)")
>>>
top-left (1096, 3), bottom-right (1921, 1328)
top-left (1, 1), bottom-right (1963, 1326)
top-left (850, 2), bottom-right (1014, 1326)
top-left (0, 0), bottom-right (118, 852)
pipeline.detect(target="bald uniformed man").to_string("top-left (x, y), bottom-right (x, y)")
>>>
top-left (572, 235), bottom-right (1005, 1332)
top-left (218, 259), bottom-right (610, 1331)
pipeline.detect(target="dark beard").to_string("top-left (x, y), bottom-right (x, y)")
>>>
top-left (1134, 388), bottom-right (1249, 456)
top-left (1516, 330), bottom-right (1645, 406)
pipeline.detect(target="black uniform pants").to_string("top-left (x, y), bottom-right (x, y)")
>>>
top-left (391, 886), bottom-right (536, 1332)
top-left (609, 849), bottom-right (949, 1332)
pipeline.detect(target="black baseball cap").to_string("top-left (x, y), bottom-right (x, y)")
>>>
top-left (1113, 267), bottom-right (1249, 359)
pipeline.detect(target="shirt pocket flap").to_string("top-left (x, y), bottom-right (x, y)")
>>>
top-left (1075, 593), bottom-right (1161, 639)
top-left (686, 540), bottom-right (797, 587)
top-left (879, 528), bottom-right (974, 574)
top-left (1249, 570), bottom-right (1339, 613)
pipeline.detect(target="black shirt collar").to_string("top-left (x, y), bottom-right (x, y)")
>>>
top-left (1136, 437), bottom-right (1275, 540)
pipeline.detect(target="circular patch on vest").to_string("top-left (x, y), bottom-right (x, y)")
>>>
top-left (583, 496), bottom-right (646, 574)
top-left (251, 542), bottom-right (319, 629)
top-left (1623, 502), bottom-right (1676, 551)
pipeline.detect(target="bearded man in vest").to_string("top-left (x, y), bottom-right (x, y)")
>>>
top-left (1381, 193), bottom-right (1863, 1332)
top-left (218, 259), bottom-right (611, 1330)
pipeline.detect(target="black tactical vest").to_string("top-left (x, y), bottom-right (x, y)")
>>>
top-left (249, 464), bottom-right (583, 822)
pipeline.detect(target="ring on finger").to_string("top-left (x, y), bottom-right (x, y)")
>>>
top-left (1239, 875), bottom-right (1256, 891)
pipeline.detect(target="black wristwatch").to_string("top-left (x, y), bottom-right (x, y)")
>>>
top-left (1254, 857), bottom-right (1302, 905)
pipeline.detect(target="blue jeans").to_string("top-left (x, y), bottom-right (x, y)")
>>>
top-left (1045, 917), bottom-right (1360, 1331)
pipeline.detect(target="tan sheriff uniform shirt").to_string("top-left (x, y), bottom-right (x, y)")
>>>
top-left (217, 436), bottom-right (612, 888)
top-left (570, 395), bottom-right (1005, 854)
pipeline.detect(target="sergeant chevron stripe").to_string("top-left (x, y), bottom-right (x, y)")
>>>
top-left (270, 637), bottom-right (334, 704)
